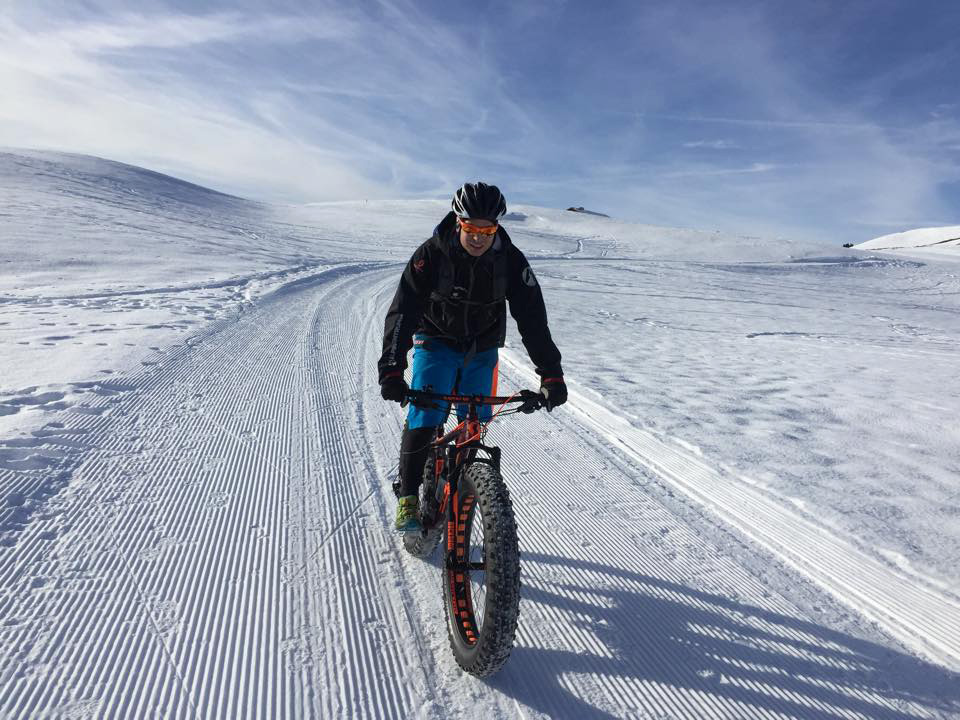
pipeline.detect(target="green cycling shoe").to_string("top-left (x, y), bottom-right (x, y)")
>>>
top-left (395, 495), bottom-right (422, 533)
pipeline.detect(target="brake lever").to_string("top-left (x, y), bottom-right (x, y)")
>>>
top-left (518, 389), bottom-right (543, 414)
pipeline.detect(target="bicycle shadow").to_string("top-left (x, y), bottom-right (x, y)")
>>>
top-left (487, 551), bottom-right (960, 719)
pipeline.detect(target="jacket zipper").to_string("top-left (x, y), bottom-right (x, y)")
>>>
top-left (464, 260), bottom-right (475, 344)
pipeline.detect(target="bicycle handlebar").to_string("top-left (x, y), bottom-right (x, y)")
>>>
top-left (403, 388), bottom-right (544, 414)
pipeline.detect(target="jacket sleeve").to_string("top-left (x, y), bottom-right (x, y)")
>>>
top-left (506, 248), bottom-right (563, 379)
top-left (379, 242), bottom-right (433, 382)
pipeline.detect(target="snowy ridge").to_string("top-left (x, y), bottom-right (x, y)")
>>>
top-left (855, 226), bottom-right (960, 256)
top-left (0, 262), bottom-right (327, 303)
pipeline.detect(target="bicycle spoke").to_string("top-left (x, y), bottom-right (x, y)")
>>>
top-left (468, 504), bottom-right (487, 630)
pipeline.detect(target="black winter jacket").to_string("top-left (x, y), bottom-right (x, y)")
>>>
top-left (379, 212), bottom-right (563, 382)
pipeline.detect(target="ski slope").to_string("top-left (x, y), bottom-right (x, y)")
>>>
top-left (855, 227), bottom-right (960, 257)
top-left (1, 150), bottom-right (959, 719)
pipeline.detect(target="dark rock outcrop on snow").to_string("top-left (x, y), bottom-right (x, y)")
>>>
top-left (566, 206), bottom-right (610, 217)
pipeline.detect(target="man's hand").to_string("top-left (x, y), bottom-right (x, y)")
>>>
top-left (539, 376), bottom-right (567, 412)
top-left (380, 372), bottom-right (409, 403)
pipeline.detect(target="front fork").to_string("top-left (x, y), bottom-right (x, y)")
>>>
top-left (443, 442), bottom-right (501, 571)
top-left (446, 452), bottom-right (459, 563)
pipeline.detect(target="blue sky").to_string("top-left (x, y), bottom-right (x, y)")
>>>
top-left (2, 0), bottom-right (959, 243)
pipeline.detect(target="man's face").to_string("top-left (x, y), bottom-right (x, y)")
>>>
top-left (458, 218), bottom-right (497, 257)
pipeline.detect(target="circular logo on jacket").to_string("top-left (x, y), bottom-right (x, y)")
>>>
top-left (522, 267), bottom-right (538, 287)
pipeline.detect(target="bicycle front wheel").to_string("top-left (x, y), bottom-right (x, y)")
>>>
top-left (443, 461), bottom-right (520, 677)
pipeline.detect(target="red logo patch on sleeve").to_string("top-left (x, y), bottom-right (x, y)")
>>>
top-left (413, 259), bottom-right (426, 272)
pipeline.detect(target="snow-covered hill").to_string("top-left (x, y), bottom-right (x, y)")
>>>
top-left (2, 150), bottom-right (959, 718)
top-left (855, 226), bottom-right (960, 257)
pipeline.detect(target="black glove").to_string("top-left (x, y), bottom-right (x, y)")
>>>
top-left (539, 377), bottom-right (567, 412)
top-left (380, 372), bottom-right (408, 403)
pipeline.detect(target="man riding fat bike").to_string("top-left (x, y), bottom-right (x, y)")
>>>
top-left (378, 182), bottom-right (567, 532)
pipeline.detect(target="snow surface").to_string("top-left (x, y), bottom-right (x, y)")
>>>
top-left (2, 149), bottom-right (960, 718)
top-left (856, 226), bottom-right (960, 258)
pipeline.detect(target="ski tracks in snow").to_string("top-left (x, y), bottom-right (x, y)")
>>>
top-left (1, 263), bottom-right (958, 719)
top-left (0, 263), bottom-right (431, 719)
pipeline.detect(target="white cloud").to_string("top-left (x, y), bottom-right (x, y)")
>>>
top-left (682, 139), bottom-right (739, 150)
top-left (44, 13), bottom-right (349, 52)
top-left (0, 4), bottom-right (540, 201)
top-left (666, 163), bottom-right (779, 178)
top-left (0, 10), bottom-right (388, 200)
top-left (0, 1), bottom-right (957, 242)
top-left (619, 4), bottom-right (960, 239)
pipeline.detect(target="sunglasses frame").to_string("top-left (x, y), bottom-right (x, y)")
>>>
top-left (458, 219), bottom-right (499, 236)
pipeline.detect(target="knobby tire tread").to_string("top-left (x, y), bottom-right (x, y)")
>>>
top-left (445, 461), bottom-right (520, 677)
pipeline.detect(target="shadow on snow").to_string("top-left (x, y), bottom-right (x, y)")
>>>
top-left (487, 551), bottom-right (959, 719)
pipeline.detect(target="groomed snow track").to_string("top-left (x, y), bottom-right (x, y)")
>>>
top-left (1, 263), bottom-right (958, 719)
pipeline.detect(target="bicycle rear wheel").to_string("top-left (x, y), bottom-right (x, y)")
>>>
top-left (443, 461), bottom-right (520, 677)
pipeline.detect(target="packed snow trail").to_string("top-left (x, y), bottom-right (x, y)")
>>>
top-left (1, 263), bottom-right (959, 719)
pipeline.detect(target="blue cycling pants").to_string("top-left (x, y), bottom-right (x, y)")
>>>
top-left (407, 335), bottom-right (499, 429)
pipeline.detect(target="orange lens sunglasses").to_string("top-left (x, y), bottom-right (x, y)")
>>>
top-left (459, 220), bottom-right (499, 236)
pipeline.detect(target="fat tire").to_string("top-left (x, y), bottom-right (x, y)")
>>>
top-left (402, 451), bottom-right (443, 558)
top-left (443, 461), bottom-right (520, 677)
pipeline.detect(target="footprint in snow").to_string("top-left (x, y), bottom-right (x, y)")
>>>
top-left (48, 697), bottom-right (104, 720)
top-left (148, 598), bottom-right (181, 637)
top-left (280, 637), bottom-right (315, 673)
top-left (206, 491), bottom-right (230, 510)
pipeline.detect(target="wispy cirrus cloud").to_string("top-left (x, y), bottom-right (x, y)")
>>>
top-left (0, 1), bottom-right (537, 200)
top-left (683, 139), bottom-right (739, 150)
top-left (0, 9), bottom-right (384, 200)
top-left (1, 0), bottom-right (958, 243)
top-left (666, 163), bottom-right (780, 178)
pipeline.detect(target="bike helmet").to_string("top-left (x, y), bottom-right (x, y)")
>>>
top-left (451, 182), bottom-right (507, 222)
